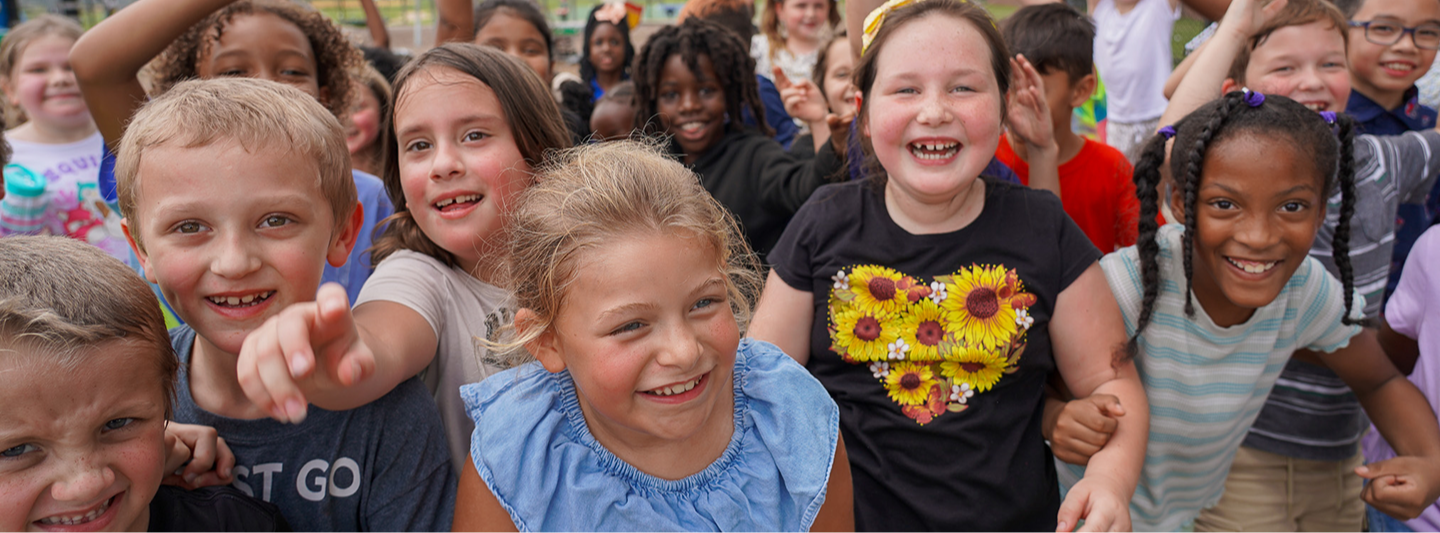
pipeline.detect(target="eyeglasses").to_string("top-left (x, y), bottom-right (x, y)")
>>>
top-left (1349, 20), bottom-right (1440, 50)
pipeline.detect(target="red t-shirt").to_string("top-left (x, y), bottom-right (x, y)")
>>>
top-left (995, 133), bottom-right (1139, 252)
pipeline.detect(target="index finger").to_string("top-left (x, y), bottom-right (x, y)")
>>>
top-left (773, 66), bottom-right (792, 89)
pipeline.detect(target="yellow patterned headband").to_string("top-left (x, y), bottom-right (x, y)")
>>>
top-left (860, 0), bottom-right (992, 56)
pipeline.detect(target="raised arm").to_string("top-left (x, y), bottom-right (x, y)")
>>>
top-left (71, 0), bottom-right (236, 146)
top-left (1159, 0), bottom-right (1287, 128)
top-left (1049, 263), bottom-right (1149, 532)
top-left (435, 0), bottom-right (475, 45)
top-left (358, 0), bottom-right (391, 49)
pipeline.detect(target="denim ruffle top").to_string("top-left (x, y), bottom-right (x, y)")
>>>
top-left (460, 339), bottom-right (840, 532)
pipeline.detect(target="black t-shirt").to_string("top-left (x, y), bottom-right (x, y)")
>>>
top-left (770, 178), bottom-right (1100, 531)
top-left (148, 485), bottom-right (291, 532)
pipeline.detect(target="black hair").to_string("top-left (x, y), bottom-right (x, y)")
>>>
top-left (1001, 2), bottom-right (1094, 83)
top-left (1127, 92), bottom-right (1359, 356)
top-left (578, 4), bottom-right (635, 84)
top-left (473, 0), bottom-right (553, 61)
top-left (361, 45), bottom-right (410, 84)
top-left (633, 18), bottom-right (772, 137)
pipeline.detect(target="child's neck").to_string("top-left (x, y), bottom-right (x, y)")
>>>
top-left (7, 118), bottom-right (97, 144)
top-left (1351, 80), bottom-right (1409, 113)
top-left (579, 376), bottom-right (736, 481)
top-left (1008, 125), bottom-right (1084, 166)
top-left (884, 176), bottom-right (987, 234)
top-left (596, 69), bottom-right (624, 92)
top-left (189, 334), bottom-right (273, 420)
top-left (785, 35), bottom-right (820, 56)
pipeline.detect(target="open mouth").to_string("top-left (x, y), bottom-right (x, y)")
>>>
top-left (676, 120), bottom-right (708, 135)
top-left (36, 493), bottom-right (117, 527)
top-left (434, 194), bottom-right (482, 212)
top-left (1382, 61), bottom-right (1415, 73)
top-left (908, 141), bottom-right (959, 161)
top-left (1301, 101), bottom-right (1329, 112)
top-left (206, 291), bottom-right (274, 308)
top-left (1227, 257), bottom-right (1279, 274)
top-left (643, 373), bottom-right (705, 397)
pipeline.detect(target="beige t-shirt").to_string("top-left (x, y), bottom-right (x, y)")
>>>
top-left (356, 250), bottom-right (512, 471)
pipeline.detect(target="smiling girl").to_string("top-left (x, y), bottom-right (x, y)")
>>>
top-left (749, 0), bottom-right (1147, 530)
top-left (755, 0), bottom-right (841, 85)
top-left (579, 2), bottom-right (635, 103)
top-left (452, 140), bottom-right (852, 531)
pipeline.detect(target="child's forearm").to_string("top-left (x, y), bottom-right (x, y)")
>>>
top-left (1361, 374), bottom-right (1440, 459)
top-left (1074, 364), bottom-right (1148, 497)
top-left (1159, 22), bottom-right (1246, 128)
top-left (72, 0), bottom-right (236, 144)
top-left (358, 0), bottom-right (391, 49)
top-left (1025, 143), bottom-right (1062, 200)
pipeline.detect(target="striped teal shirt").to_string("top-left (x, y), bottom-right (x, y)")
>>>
top-left (1058, 224), bottom-right (1363, 531)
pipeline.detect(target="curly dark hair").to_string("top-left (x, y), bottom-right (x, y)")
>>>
top-left (149, 0), bottom-right (363, 120)
top-left (633, 18), bottom-right (771, 138)
top-left (1127, 92), bottom-right (1359, 357)
top-left (578, 4), bottom-right (635, 85)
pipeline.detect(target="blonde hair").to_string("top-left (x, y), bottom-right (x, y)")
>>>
top-left (0, 236), bottom-right (177, 417)
top-left (759, 0), bottom-right (841, 62)
top-left (117, 78), bottom-right (355, 251)
top-left (497, 140), bottom-right (762, 363)
top-left (0, 14), bottom-right (84, 127)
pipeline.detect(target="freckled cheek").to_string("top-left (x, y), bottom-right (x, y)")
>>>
top-left (0, 478), bottom-right (42, 528)
top-left (576, 346), bottom-right (648, 400)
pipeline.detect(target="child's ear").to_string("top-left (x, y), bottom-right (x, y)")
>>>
top-left (122, 218), bottom-right (159, 284)
top-left (327, 203), bottom-right (364, 268)
top-left (1220, 78), bottom-right (1241, 95)
top-left (1069, 74), bottom-right (1097, 109)
top-left (1167, 181), bottom-right (1186, 222)
top-left (516, 308), bottom-right (566, 373)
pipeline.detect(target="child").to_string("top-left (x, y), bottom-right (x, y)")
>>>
top-left (755, 0), bottom-right (840, 85)
top-left (633, 18), bottom-right (845, 256)
top-left (784, 33), bottom-right (855, 158)
top-left (1366, 224), bottom-right (1440, 532)
top-left (0, 235), bottom-right (288, 532)
top-left (346, 64), bottom-right (390, 179)
top-left (996, 3), bottom-right (1139, 253)
top-left (590, 81), bottom-right (636, 141)
top-left (677, 0), bottom-right (802, 150)
top-left (114, 78), bottom-right (456, 531)
top-left (1140, 0), bottom-right (1440, 527)
top-left (470, 0), bottom-right (589, 142)
top-left (580, 2), bottom-right (635, 103)
top-left (0, 16), bottom-right (131, 268)
top-left (452, 140), bottom-right (853, 531)
top-left (1056, 91), bottom-right (1440, 532)
top-left (1090, 0), bottom-right (1180, 162)
top-left (749, 0), bottom-right (1149, 530)
top-left (236, 44), bottom-right (572, 473)
top-left (70, 0), bottom-right (394, 305)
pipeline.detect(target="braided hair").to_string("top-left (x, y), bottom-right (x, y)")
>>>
top-left (1127, 92), bottom-right (1359, 356)
top-left (633, 18), bottom-right (772, 138)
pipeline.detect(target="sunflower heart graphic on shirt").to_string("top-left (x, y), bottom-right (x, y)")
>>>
top-left (829, 264), bottom-right (1036, 425)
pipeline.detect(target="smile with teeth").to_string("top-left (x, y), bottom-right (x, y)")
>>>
top-left (676, 121), bottom-right (707, 134)
top-left (644, 375), bottom-right (702, 397)
top-left (1302, 102), bottom-right (1328, 111)
top-left (1227, 257), bottom-right (1278, 274)
top-left (909, 141), bottom-right (960, 160)
top-left (37, 495), bottom-right (113, 526)
top-left (206, 291), bottom-right (274, 307)
top-left (434, 194), bottom-right (482, 210)
top-left (1382, 61), bottom-right (1415, 73)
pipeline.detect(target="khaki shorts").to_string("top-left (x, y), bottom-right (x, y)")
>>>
top-left (1194, 445), bottom-right (1364, 532)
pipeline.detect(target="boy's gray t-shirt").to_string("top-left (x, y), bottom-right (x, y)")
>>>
top-left (169, 325), bottom-right (457, 532)
top-left (355, 250), bottom-right (512, 471)
top-left (1245, 129), bottom-right (1440, 460)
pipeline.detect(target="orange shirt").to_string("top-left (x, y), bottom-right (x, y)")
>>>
top-left (996, 133), bottom-right (1139, 252)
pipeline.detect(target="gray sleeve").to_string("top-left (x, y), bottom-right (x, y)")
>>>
top-left (364, 378), bottom-right (458, 531)
top-left (354, 253), bottom-right (444, 341)
top-left (1374, 130), bottom-right (1440, 204)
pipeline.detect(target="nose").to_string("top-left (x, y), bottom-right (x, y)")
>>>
top-left (210, 230), bottom-right (262, 279)
top-left (653, 321), bottom-right (703, 372)
top-left (915, 91), bottom-right (953, 126)
top-left (429, 141), bottom-right (465, 181)
top-left (49, 457), bottom-right (115, 504)
top-left (1295, 65), bottom-right (1326, 92)
top-left (1234, 211), bottom-right (1280, 250)
top-left (678, 90), bottom-right (701, 114)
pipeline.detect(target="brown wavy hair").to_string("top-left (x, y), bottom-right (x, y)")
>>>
top-left (370, 43), bottom-right (571, 269)
top-left (759, 0), bottom-right (841, 62)
top-left (0, 15), bottom-right (84, 127)
top-left (149, 0), bottom-right (362, 120)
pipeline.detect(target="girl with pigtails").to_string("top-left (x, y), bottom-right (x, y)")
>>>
top-left (1052, 90), bottom-right (1440, 531)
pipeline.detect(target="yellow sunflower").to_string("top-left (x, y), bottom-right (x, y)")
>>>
top-left (940, 346), bottom-right (1006, 393)
top-left (884, 362), bottom-right (937, 406)
top-left (832, 306), bottom-right (900, 362)
top-left (898, 298), bottom-right (958, 362)
top-left (848, 265), bottom-right (910, 315)
top-left (942, 264), bottom-right (1020, 352)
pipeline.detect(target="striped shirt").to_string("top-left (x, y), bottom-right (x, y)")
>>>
top-left (1246, 129), bottom-right (1440, 461)
top-left (1058, 224), bottom-right (1364, 532)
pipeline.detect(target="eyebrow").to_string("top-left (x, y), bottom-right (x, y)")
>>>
top-left (597, 302), bottom-right (656, 322)
top-left (396, 113), bottom-right (504, 138)
top-left (1201, 182), bottom-right (1317, 197)
top-left (148, 192), bottom-right (315, 216)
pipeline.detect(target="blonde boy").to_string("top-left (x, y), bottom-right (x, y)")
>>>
top-left (117, 78), bottom-right (455, 532)
top-left (0, 235), bottom-right (287, 531)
